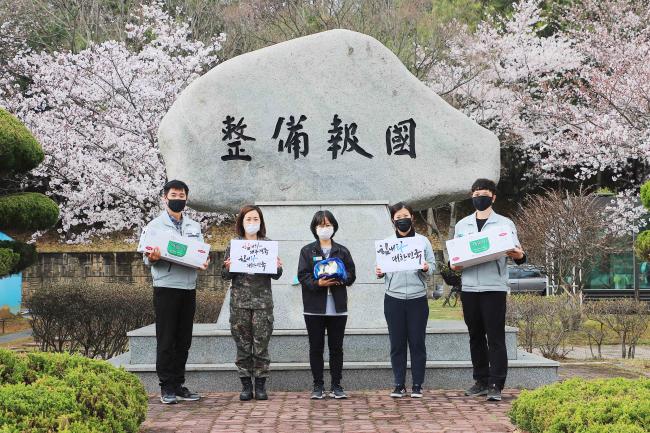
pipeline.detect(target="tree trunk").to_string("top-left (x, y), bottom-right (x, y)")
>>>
top-left (447, 202), bottom-right (457, 239)
top-left (442, 202), bottom-right (458, 263)
top-left (426, 207), bottom-right (438, 236)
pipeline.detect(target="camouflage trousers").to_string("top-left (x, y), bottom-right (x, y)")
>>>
top-left (229, 306), bottom-right (274, 378)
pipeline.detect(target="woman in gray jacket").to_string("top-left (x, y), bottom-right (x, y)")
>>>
top-left (376, 202), bottom-right (435, 399)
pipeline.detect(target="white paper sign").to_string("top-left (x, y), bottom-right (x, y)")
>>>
top-left (375, 237), bottom-right (425, 273)
top-left (229, 240), bottom-right (279, 274)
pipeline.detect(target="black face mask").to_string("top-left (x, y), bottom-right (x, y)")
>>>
top-left (167, 199), bottom-right (186, 213)
top-left (395, 218), bottom-right (413, 233)
top-left (472, 196), bottom-right (493, 212)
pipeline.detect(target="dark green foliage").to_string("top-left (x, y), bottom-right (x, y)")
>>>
top-left (0, 192), bottom-right (59, 231)
top-left (640, 180), bottom-right (650, 211)
top-left (636, 180), bottom-right (650, 260)
top-left (0, 240), bottom-right (37, 274)
top-left (0, 108), bottom-right (44, 175)
top-left (635, 230), bottom-right (650, 261)
top-left (0, 349), bottom-right (148, 432)
top-left (0, 108), bottom-right (58, 277)
top-left (0, 248), bottom-right (19, 277)
top-left (509, 378), bottom-right (650, 433)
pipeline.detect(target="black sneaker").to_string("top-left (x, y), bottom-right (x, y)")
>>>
top-left (160, 389), bottom-right (177, 405)
top-left (311, 383), bottom-right (325, 399)
top-left (175, 386), bottom-right (200, 401)
top-left (390, 385), bottom-right (407, 398)
top-left (410, 384), bottom-right (423, 398)
top-left (464, 381), bottom-right (489, 397)
top-left (329, 384), bottom-right (348, 399)
top-left (487, 384), bottom-right (502, 402)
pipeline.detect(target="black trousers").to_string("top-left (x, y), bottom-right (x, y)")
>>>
top-left (304, 314), bottom-right (347, 386)
top-left (460, 291), bottom-right (508, 389)
top-left (154, 286), bottom-right (196, 391)
top-left (384, 294), bottom-right (429, 386)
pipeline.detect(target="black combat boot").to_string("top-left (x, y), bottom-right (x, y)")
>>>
top-left (254, 377), bottom-right (268, 400)
top-left (239, 377), bottom-right (253, 401)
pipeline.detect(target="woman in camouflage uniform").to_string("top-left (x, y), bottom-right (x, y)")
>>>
top-left (222, 205), bottom-right (283, 401)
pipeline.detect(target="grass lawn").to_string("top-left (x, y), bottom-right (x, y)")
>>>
top-left (0, 336), bottom-right (35, 351)
top-left (0, 309), bottom-right (31, 335)
top-left (428, 297), bottom-right (463, 321)
top-left (617, 358), bottom-right (650, 374)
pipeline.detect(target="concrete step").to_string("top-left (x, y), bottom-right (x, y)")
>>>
top-left (216, 283), bottom-right (391, 330)
top-left (112, 350), bottom-right (558, 393)
top-left (127, 321), bottom-right (519, 364)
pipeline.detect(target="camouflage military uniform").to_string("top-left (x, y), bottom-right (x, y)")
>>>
top-left (222, 237), bottom-right (282, 378)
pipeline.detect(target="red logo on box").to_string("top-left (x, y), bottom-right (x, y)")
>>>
top-left (198, 250), bottom-right (206, 253)
top-left (145, 246), bottom-right (153, 250)
top-left (499, 232), bottom-right (507, 236)
top-left (452, 257), bottom-right (460, 262)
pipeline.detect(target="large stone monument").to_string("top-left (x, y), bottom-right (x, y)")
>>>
top-left (112, 29), bottom-right (558, 391)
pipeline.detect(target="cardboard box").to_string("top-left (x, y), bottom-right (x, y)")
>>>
top-left (445, 225), bottom-right (517, 268)
top-left (137, 227), bottom-right (210, 269)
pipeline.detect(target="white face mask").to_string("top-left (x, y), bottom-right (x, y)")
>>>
top-left (244, 224), bottom-right (260, 235)
top-left (316, 226), bottom-right (334, 240)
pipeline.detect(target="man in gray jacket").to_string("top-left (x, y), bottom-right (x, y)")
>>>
top-left (142, 180), bottom-right (209, 405)
top-left (450, 179), bottom-right (526, 402)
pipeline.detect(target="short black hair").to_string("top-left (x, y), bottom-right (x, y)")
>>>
top-left (389, 202), bottom-right (414, 219)
top-left (389, 202), bottom-right (416, 236)
top-left (163, 179), bottom-right (189, 196)
top-left (471, 178), bottom-right (497, 195)
top-left (310, 210), bottom-right (339, 240)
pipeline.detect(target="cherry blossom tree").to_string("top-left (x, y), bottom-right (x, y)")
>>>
top-left (426, 0), bottom-right (649, 232)
top-left (3, 0), bottom-right (649, 241)
top-left (0, 2), bottom-right (226, 242)
top-left (425, 0), bottom-right (582, 168)
top-left (428, 0), bottom-right (649, 181)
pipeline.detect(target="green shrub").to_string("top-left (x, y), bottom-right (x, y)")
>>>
top-left (27, 282), bottom-right (223, 358)
top-left (640, 180), bottom-right (650, 211)
top-left (509, 377), bottom-right (650, 433)
top-left (0, 109), bottom-right (58, 278)
top-left (0, 248), bottom-right (19, 277)
top-left (0, 108), bottom-right (44, 175)
top-left (0, 240), bottom-right (37, 275)
top-left (635, 230), bottom-right (650, 261)
top-left (0, 192), bottom-right (59, 231)
top-left (0, 349), bottom-right (147, 433)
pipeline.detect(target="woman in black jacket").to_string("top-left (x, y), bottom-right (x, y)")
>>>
top-left (297, 210), bottom-right (356, 400)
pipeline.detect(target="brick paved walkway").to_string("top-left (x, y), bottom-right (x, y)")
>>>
top-left (141, 390), bottom-right (520, 433)
top-left (140, 362), bottom-right (647, 433)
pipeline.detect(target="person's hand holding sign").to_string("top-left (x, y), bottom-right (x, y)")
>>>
top-left (224, 257), bottom-right (231, 270)
top-left (422, 262), bottom-right (429, 273)
top-left (146, 247), bottom-right (161, 262)
top-left (277, 257), bottom-right (283, 269)
top-left (375, 265), bottom-right (384, 278)
top-left (506, 247), bottom-right (524, 261)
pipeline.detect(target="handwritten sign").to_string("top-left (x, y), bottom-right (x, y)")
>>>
top-left (375, 237), bottom-right (425, 273)
top-left (230, 240), bottom-right (279, 274)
